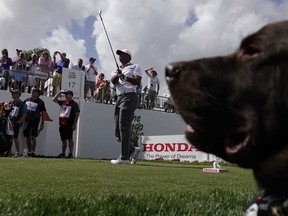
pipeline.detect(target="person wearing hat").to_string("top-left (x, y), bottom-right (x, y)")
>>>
top-left (144, 68), bottom-right (160, 109)
top-left (84, 57), bottom-right (98, 100)
top-left (110, 49), bottom-right (142, 165)
top-left (52, 90), bottom-right (80, 158)
top-left (12, 49), bottom-right (22, 64)
top-left (0, 49), bottom-right (13, 90)
top-left (8, 89), bottom-right (27, 157)
top-left (52, 51), bottom-right (70, 96)
top-left (23, 88), bottom-right (47, 157)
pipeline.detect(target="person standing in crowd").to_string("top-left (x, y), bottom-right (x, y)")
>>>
top-left (12, 49), bottom-right (22, 64)
top-left (102, 80), bottom-right (112, 104)
top-left (85, 57), bottom-right (98, 100)
top-left (8, 89), bottom-right (27, 157)
top-left (52, 51), bottom-right (70, 96)
top-left (11, 51), bottom-right (27, 92)
top-left (52, 90), bottom-right (80, 158)
top-left (144, 68), bottom-right (160, 110)
top-left (26, 53), bottom-right (38, 93)
top-left (71, 58), bottom-right (85, 71)
top-left (110, 49), bottom-right (142, 165)
top-left (95, 73), bottom-right (105, 102)
top-left (96, 80), bottom-right (111, 104)
top-left (23, 88), bottom-right (46, 157)
top-left (36, 51), bottom-right (52, 92)
top-left (0, 49), bottom-right (13, 90)
top-left (96, 73), bottom-right (105, 89)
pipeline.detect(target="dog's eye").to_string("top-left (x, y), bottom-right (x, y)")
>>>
top-left (243, 46), bottom-right (261, 56)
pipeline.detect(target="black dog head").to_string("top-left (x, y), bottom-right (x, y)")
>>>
top-left (166, 21), bottom-right (288, 171)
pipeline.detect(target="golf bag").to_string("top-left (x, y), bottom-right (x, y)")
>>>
top-left (0, 103), bottom-right (13, 155)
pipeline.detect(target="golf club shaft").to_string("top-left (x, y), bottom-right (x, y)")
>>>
top-left (98, 10), bottom-right (119, 70)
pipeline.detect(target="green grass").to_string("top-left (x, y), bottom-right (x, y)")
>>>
top-left (0, 158), bottom-right (258, 215)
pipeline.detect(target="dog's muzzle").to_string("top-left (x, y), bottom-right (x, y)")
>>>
top-left (165, 63), bottom-right (182, 85)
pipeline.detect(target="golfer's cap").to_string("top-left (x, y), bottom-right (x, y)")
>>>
top-left (65, 90), bottom-right (73, 96)
top-left (116, 49), bottom-right (132, 57)
top-left (32, 88), bottom-right (41, 94)
top-left (16, 49), bottom-right (22, 53)
top-left (10, 89), bottom-right (21, 95)
top-left (89, 57), bottom-right (96, 62)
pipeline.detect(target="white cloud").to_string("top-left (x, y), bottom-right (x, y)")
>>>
top-left (95, 0), bottom-right (288, 93)
top-left (0, 0), bottom-right (102, 63)
top-left (0, 0), bottom-right (287, 94)
top-left (40, 27), bottom-right (86, 66)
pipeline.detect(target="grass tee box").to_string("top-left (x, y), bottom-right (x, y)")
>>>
top-left (0, 158), bottom-right (257, 216)
top-left (140, 135), bottom-right (217, 162)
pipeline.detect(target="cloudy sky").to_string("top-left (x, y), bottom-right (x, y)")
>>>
top-left (0, 0), bottom-right (287, 94)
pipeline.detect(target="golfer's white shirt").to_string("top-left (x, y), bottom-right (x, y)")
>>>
top-left (111, 62), bottom-right (142, 95)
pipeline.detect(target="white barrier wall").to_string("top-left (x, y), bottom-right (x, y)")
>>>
top-left (0, 90), bottom-right (186, 159)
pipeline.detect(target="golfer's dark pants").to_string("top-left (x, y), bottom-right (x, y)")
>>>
top-left (114, 92), bottom-right (138, 160)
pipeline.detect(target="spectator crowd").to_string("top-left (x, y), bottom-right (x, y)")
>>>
top-left (0, 47), bottom-right (174, 111)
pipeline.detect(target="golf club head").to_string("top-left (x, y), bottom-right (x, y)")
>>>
top-left (99, 10), bottom-right (102, 17)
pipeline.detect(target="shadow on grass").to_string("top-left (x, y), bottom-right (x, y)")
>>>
top-left (137, 162), bottom-right (206, 170)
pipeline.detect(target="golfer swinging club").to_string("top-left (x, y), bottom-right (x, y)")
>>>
top-left (110, 49), bottom-right (142, 165)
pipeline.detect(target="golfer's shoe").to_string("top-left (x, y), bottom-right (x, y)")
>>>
top-left (56, 153), bottom-right (65, 158)
top-left (130, 147), bottom-right (140, 165)
top-left (111, 158), bottom-right (129, 165)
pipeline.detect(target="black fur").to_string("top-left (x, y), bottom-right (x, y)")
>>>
top-left (166, 21), bottom-right (288, 196)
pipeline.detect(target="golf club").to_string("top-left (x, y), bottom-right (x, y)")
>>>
top-left (98, 10), bottom-right (119, 70)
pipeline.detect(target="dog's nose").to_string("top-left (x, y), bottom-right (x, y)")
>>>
top-left (165, 63), bottom-right (182, 79)
top-left (166, 63), bottom-right (182, 85)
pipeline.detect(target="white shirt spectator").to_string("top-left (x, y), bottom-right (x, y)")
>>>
top-left (27, 61), bottom-right (38, 73)
top-left (85, 63), bottom-right (97, 82)
top-left (71, 64), bottom-right (85, 71)
top-left (147, 73), bottom-right (160, 92)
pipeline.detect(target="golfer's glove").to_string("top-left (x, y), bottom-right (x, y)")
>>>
top-left (118, 74), bottom-right (127, 81)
